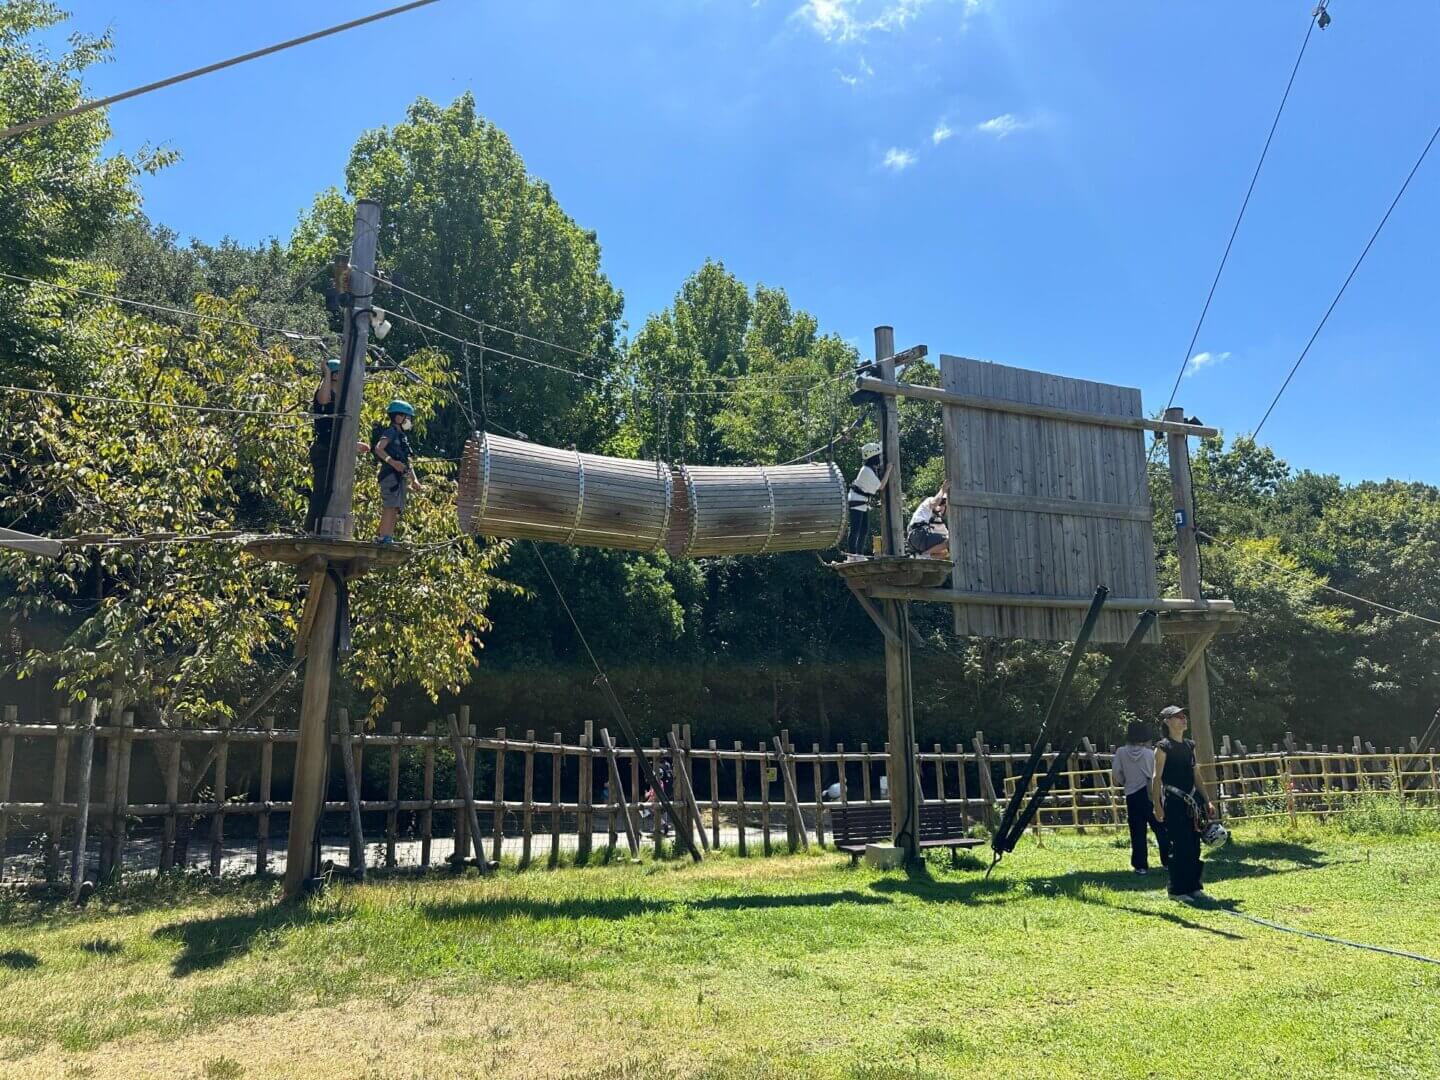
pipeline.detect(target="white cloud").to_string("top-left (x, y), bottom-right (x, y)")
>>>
top-left (931, 119), bottom-right (954, 145)
top-left (975, 113), bottom-right (1031, 138)
top-left (1184, 350), bottom-right (1231, 378)
top-left (796, 0), bottom-right (953, 44)
top-left (882, 147), bottom-right (917, 170)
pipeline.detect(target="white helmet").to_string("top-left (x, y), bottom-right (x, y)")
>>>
top-left (1201, 821), bottom-right (1229, 848)
top-left (861, 441), bottom-right (882, 460)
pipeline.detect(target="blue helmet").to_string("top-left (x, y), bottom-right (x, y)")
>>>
top-left (386, 399), bottom-right (415, 418)
top-left (327, 358), bottom-right (342, 373)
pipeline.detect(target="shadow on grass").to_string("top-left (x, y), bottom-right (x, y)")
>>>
top-left (421, 889), bottom-right (891, 924)
top-left (153, 904), bottom-right (341, 977)
top-left (0, 949), bottom-right (40, 970)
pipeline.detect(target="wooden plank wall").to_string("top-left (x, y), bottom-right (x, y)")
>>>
top-left (940, 355), bottom-right (1159, 643)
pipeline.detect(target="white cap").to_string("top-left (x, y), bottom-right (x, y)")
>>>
top-left (861, 441), bottom-right (882, 459)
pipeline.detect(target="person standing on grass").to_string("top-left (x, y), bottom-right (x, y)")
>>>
top-left (1151, 705), bottom-right (1215, 900)
top-left (1113, 720), bottom-right (1169, 875)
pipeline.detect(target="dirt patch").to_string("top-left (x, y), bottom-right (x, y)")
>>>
top-left (1, 984), bottom-right (700, 1080)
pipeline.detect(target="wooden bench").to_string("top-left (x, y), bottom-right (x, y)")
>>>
top-left (828, 802), bottom-right (983, 866)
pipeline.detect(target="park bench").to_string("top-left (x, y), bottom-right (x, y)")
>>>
top-left (828, 802), bottom-right (983, 866)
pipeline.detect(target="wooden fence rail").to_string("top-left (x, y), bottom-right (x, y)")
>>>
top-left (0, 706), bottom-right (1434, 884)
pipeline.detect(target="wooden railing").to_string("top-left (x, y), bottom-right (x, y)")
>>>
top-left (1, 702), bottom-right (1434, 883)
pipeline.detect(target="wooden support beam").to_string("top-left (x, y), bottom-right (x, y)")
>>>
top-left (856, 376), bottom-right (1219, 436)
top-left (1166, 405), bottom-right (1217, 776)
top-left (1170, 627), bottom-right (1219, 687)
top-left (864, 585), bottom-right (1233, 612)
top-left (600, 728), bottom-right (641, 859)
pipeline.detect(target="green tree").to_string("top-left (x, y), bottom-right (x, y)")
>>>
top-left (0, 2), bottom-right (171, 386)
top-left (290, 93), bottom-right (625, 452)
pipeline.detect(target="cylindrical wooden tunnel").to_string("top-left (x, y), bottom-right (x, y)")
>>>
top-left (667, 463), bottom-right (847, 558)
top-left (458, 432), bottom-right (673, 552)
top-left (458, 433), bottom-right (845, 558)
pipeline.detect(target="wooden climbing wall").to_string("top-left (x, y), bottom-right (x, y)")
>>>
top-left (941, 355), bottom-right (1160, 645)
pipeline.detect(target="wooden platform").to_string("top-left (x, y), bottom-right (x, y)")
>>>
top-left (242, 535), bottom-right (412, 577)
top-left (827, 555), bottom-right (953, 590)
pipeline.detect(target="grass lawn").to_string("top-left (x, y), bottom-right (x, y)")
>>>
top-left (1, 823), bottom-right (1437, 1080)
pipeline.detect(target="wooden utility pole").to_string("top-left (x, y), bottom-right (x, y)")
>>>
top-left (282, 200), bottom-right (381, 902)
top-left (876, 326), bottom-right (920, 863)
top-left (1164, 405), bottom-right (1217, 776)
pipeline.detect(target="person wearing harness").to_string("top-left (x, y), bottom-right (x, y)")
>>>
top-left (373, 399), bottom-right (422, 544)
top-left (906, 481), bottom-right (949, 559)
top-left (845, 442), bottom-right (890, 557)
top-left (306, 357), bottom-right (370, 533)
top-left (1151, 705), bottom-right (1215, 899)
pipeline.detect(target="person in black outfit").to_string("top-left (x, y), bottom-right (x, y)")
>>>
top-left (305, 357), bottom-right (370, 532)
top-left (1151, 705), bottom-right (1214, 899)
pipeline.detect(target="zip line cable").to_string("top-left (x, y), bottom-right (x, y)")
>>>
top-left (367, 270), bottom-right (853, 388)
top-left (1, 382), bottom-right (319, 421)
top-left (1251, 117), bottom-right (1440, 440)
top-left (0, 0), bottom-right (446, 142)
top-left (1160, 8), bottom-right (1322, 418)
top-left (0, 270), bottom-right (328, 343)
top-left (1196, 528), bottom-right (1440, 629)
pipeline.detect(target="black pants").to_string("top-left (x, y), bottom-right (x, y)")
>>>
top-left (1163, 791), bottom-right (1204, 895)
top-left (1125, 788), bottom-right (1169, 871)
top-left (846, 507), bottom-right (869, 554)
top-left (305, 442), bottom-right (329, 533)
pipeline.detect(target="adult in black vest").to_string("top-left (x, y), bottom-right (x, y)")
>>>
top-left (306, 357), bottom-right (372, 532)
top-left (1150, 705), bottom-right (1215, 899)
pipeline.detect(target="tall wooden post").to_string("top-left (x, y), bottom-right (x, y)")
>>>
top-left (1164, 406), bottom-right (1217, 778)
top-left (282, 200), bottom-right (381, 902)
top-left (876, 326), bottom-right (920, 863)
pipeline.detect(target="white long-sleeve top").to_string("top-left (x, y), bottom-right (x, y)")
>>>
top-left (1111, 745), bottom-right (1155, 795)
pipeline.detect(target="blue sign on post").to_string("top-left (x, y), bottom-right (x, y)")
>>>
top-left (1174, 509), bottom-right (1187, 529)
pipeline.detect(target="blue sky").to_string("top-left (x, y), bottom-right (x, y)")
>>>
top-left (47, 1), bottom-right (1439, 483)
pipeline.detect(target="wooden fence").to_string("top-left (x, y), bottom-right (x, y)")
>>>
top-left (1, 702), bottom-right (1435, 884)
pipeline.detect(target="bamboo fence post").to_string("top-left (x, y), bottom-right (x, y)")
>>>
top-left (336, 709), bottom-right (365, 880)
top-left (256, 716), bottom-right (275, 875)
top-left (972, 732), bottom-right (998, 828)
top-left (577, 720), bottom-right (594, 864)
top-left (208, 715), bottom-right (231, 878)
top-left (0, 706), bottom-right (15, 882)
top-left (860, 742), bottom-right (872, 804)
top-left (955, 743), bottom-right (970, 826)
top-left (710, 740), bottom-right (723, 851)
top-left (491, 726), bottom-right (508, 866)
top-left (669, 725), bottom-right (688, 845)
top-left (599, 728), bottom-right (640, 859)
top-left (522, 729), bottom-right (536, 869)
top-left (69, 699), bottom-right (99, 900)
top-left (760, 740), bottom-right (773, 856)
top-left (665, 731), bottom-right (708, 856)
top-left (158, 729), bottom-right (180, 871)
top-left (549, 732), bottom-right (563, 868)
top-left (1319, 752), bottom-right (1332, 817)
top-left (386, 720), bottom-right (401, 869)
top-left (44, 707), bottom-right (72, 882)
top-left (773, 733), bottom-right (809, 851)
top-left (734, 742), bottom-right (749, 857)
top-left (811, 743), bottom-right (827, 847)
top-left (420, 718), bottom-right (436, 869)
top-left (450, 714), bottom-right (467, 862)
top-left (111, 711), bottom-right (134, 879)
top-left (651, 738), bottom-right (663, 859)
top-left (836, 743), bottom-right (849, 810)
top-left (463, 706), bottom-right (477, 857)
top-left (933, 743), bottom-right (946, 812)
top-left (98, 710), bottom-right (119, 880)
top-left (1067, 753), bottom-right (1082, 829)
top-left (444, 712), bottom-right (490, 873)
top-left (1283, 757), bottom-right (1298, 826)
top-left (1001, 744), bottom-right (1016, 816)
top-left (683, 723), bottom-right (696, 848)
top-left (629, 746), bottom-right (640, 843)
top-left (1391, 753), bottom-right (1403, 806)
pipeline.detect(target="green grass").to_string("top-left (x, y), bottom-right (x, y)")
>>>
top-left (2, 823), bottom-right (1438, 1079)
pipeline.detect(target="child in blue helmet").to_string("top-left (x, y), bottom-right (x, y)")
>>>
top-left (373, 399), bottom-right (423, 543)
